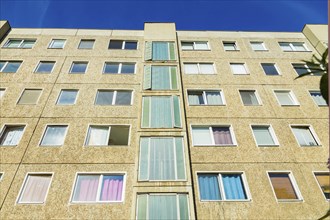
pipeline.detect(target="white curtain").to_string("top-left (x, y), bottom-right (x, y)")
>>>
top-left (192, 127), bottom-right (212, 145)
top-left (206, 91), bottom-right (222, 105)
top-left (1, 126), bottom-right (24, 145)
top-left (292, 127), bottom-right (317, 146)
top-left (19, 175), bottom-right (51, 203)
top-left (231, 64), bottom-right (247, 74)
top-left (199, 64), bottom-right (214, 74)
top-left (184, 64), bottom-right (198, 74)
top-left (86, 126), bottom-right (109, 146)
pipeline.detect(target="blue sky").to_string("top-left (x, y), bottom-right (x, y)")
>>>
top-left (0, 0), bottom-right (327, 31)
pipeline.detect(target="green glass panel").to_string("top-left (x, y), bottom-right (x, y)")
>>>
top-left (145, 42), bottom-right (152, 61)
top-left (175, 137), bottom-right (185, 179)
top-left (139, 138), bottom-right (149, 180)
top-left (179, 194), bottom-right (189, 220)
top-left (137, 194), bottom-right (147, 220)
top-left (144, 65), bottom-right (152, 90)
top-left (173, 96), bottom-right (182, 128)
top-left (170, 67), bottom-right (178, 90)
top-left (142, 97), bottom-right (150, 128)
top-left (169, 42), bottom-right (176, 60)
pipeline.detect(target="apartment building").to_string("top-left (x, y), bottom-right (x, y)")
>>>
top-left (0, 20), bottom-right (328, 219)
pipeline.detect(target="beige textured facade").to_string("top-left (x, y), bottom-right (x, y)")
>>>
top-left (0, 21), bottom-right (328, 219)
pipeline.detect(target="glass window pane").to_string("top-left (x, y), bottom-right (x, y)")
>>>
top-left (115, 91), bottom-right (132, 105)
top-left (252, 126), bottom-right (275, 145)
top-left (50, 40), bottom-right (65, 48)
top-left (35, 62), bottom-right (55, 73)
top-left (78, 40), bottom-right (94, 49)
top-left (40, 125), bottom-right (67, 146)
top-left (86, 126), bottom-right (109, 146)
top-left (195, 42), bottom-right (208, 50)
top-left (198, 174), bottom-right (221, 200)
top-left (0, 61), bottom-right (5, 70)
top-left (310, 91), bottom-right (327, 106)
top-left (292, 43), bottom-right (306, 51)
top-left (222, 174), bottom-right (247, 200)
top-left (291, 126), bottom-right (318, 146)
top-left (212, 127), bottom-right (233, 145)
top-left (251, 42), bottom-right (265, 51)
top-left (95, 91), bottom-right (114, 105)
top-left (151, 66), bottom-right (170, 90)
top-left (0, 88), bottom-right (5, 99)
top-left (293, 64), bottom-right (308, 75)
top-left (240, 91), bottom-right (259, 105)
top-left (121, 63), bottom-right (135, 74)
top-left (184, 64), bottom-right (199, 74)
top-left (152, 42), bottom-right (169, 60)
top-left (2, 62), bottom-right (22, 73)
top-left (231, 63), bottom-right (247, 74)
top-left (0, 125), bottom-right (25, 146)
top-left (188, 91), bottom-right (204, 105)
top-left (262, 63), bottom-right (279, 75)
top-left (315, 173), bottom-right (330, 199)
top-left (148, 195), bottom-right (177, 220)
top-left (205, 91), bottom-right (222, 105)
top-left (275, 91), bottom-right (295, 105)
top-left (19, 175), bottom-right (52, 203)
top-left (5, 40), bottom-right (21, 48)
top-left (181, 42), bottom-right (193, 50)
top-left (21, 40), bottom-right (36, 48)
top-left (269, 173), bottom-right (298, 200)
top-left (199, 64), bottom-right (214, 74)
top-left (70, 62), bottom-right (87, 73)
top-left (124, 41), bottom-right (137, 50)
top-left (72, 175), bottom-right (99, 201)
top-left (100, 175), bottom-right (124, 201)
top-left (279, 42), bottom-right (292, 51)
top-left (57, 90), bottom-right (78, 105)
top-left (108, 126), bottom-right (129, 145)
top-left (150, 96), bottom-right (172, 128)
top-left (18, 89), bottom-right (42, 104)
top-left (104, 63), bottom-right (119, 74)
top-left (109, 40), bottom-right (123, 49)
top-left (223, 43), bottom-right (237, 51)
top-left (192, 127), bottom-right (212, 145)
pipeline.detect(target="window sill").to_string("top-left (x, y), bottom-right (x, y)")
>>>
top-left (194, 145), bottom-right (237, 147)
top-left (2, 47), bottom-right (33, 49)
top-left (276, 199), bottom-right (304, 203)
top-left (200, 199), bottom-right (251, 202)
top-left (138, 179), bottom-right (187, 182)
top-left (257, 145), bottom-right (279, 147)
top-left (182, 49), bottom-right (211, 51)
top-left (280, 104), bottom-right (300, 107)
top-left (253, 50), bottom-right (269, 52)
top-left (84, 145), bottom-right (129, 147)
top-left (70, 201), bottom-right (123, 204)
top-left (299, 145), bottom-right (321, 147)
top-left (189, 104), bottom-right (226, 106)
top-left (0, 145), bottom-right (17, 147)
top-left (282, 50), bottom-right (312, 52)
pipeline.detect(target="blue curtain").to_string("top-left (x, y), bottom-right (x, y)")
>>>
top-left (198, 174), bottom-right (221, 200)
top-left (152, 42), bottom-right (169, 60)
top-left (222, 174), bottom-right (247, 200)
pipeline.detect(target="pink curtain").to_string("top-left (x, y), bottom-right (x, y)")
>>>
top-left (100, 176), bottom-right (123, 201)
top-left (20, 175), bottom-right (51, 203)
top-left (213, 127), bottom-right (233, 145)
top-left (75, 176), bottom-right (99, 201)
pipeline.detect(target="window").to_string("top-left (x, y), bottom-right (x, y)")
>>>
top-left (0, 88), bottom-right (5, 99)
top-left (0, 173), bottom-right (3, 181)
top-left (109, 40), bottom-right (137, 50)
top-left (268, 172), bottom-right (302, 201)
top-left (223, 42), bottom-right (239, 51)
top-left (56, 90), bottom-right (78, 105)
top-left (17, 89), bottom-right (42, 105)
top-left (85, 125), bottom-right (129, 146)
top-left (230, 63), bottom-right (248, 75)
top-left (250, 42), bottom-right (267, 51)
top-left (310, 91), bottom-right (327, 106)
top-left (184, 63), bottom-right (215, 74)
top-left (78, 39), bottom-right (95, 49)
top-left (71, 174), bottom-right (125, 202)
top-left (95, 90), bottom-right (132, 105)
top-left (291, 125), bottom-right (320, 146)
top-left (198, 173), bottom-right (249, 201)
top-left (69, 62), bottom-right (88, 73)
top-left (143, 65), bottom-right (178, 90)
top-left (3, 39), bottom-right (36, 48)
top-left (279, 42), bottom-right (309, 51)
top-left (239, 90), bottom-right (260, 106)
top-left (35, 61), bottom-right (55, 73)
top-left (251, 125), bottom-right (278, 146)
top-left (314, 172), bottom-right (330, 200)
top-left (145, 41), bottom-right (176, 61)
top-left (0, 61), bottom-right (22, 73)
top-left (181, 41), bottom-right (209, 50)
top-left (103, 62), bottom-right (135, 74)
top-left (292, 63), bottom-right (323, 76)
top-left (40, 125), bottom-right (68, 146)
top-left (192, 126), bottom-right (236, 146)
top-left (17, 174), bottom-right (52, 204)
top-left (48, 39), bottom-right (66, 49)
top-left (274, 90), bottom-right (299, 106)
top-left (188, 90), bottom-right (224, 105)
top-left (261, 63), bottom-right (280, 75)
top-left (141, 96), bottom-right (181, 128)
top-left (0, 125), bottom-right (25, 146)
top-left (136, 194), bottom-right (189, 220)
top-left (139, 137), bottom-right (185, 181)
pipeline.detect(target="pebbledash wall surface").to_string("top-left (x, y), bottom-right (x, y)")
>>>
top-left (0, 20), bottom-right (328, 219)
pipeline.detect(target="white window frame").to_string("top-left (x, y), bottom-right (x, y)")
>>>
top-left (0, 60), bottom-right (22, 73)
top-left (250, 124), bottom-right (279, 146)
top-left (16, 172), bottom-right (53, 204)
top-left (273, 90), bottom-right (299, 106)
top-left (261, 63), bottom-right (281, 75)
top-left (292, 63), bottom-right (324, 76)
top-left (0, 124), bottom-right (26, 146)
top-left (16, 88), bottom-right (43, 105)
top-left (103, 62), bottom-right (136, 74)
top-left (267, 171), bottom-right (303, 202)
top-left (238, 89), bottom-right (262, 106)
top-left (3, 39), bottom-right (36, 48)
top-left (48, 39), bottom-right (66, 49)
top-left (312, 171), bottom-right (330, 201)
top-left (34, 61), bottom-right (56, 73)
top-left (191, 125), bottom-right (237, 146)
top-left (94, 90), bottom-right (133, 105)
top-left (69, 172), bottom-right (126, 204)
top-left (181, 41), bottom-right (210, 51)
top-left (56, 89), bottom-right (79, 105)
top-left (250, 41), bottom-right (267, 51)
top-left (84, 124), bottom-right (131, 147)
top-left (187, 90), bottom-right (226, 106)
top-left (289, 124), bottom-right (321, 147)
top-left (197, 171), bottom-right (251, 202)
top-left (184, 63), bottom-right (215, 74)
top-left (309, 90), bottom-right (327, 106)
top-left (78, 39), bottom-right (95, 49)
top-left (230, 63), bottom-right (249, 75)
top-left (69, 61), bottom-right (88, 73)
top-left (223, 41), bottom-right (239, 51)
top-left (279, 42), bottom-right (309, 51)
top-left (39, 124), bottom-right (68, 146)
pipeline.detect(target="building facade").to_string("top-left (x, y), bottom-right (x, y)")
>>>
top-left (0, 21), bottom-right (328, 219)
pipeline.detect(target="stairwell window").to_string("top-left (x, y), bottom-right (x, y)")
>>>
top-left (198, 173), bottom-right (249, 201)
top-left (85, 125), bottom-right (129, 146)
top-left (143, 65), bottom-right (178, 90)
top-left (192, 126), bottom-right (237, 146)
top-left (145, 41), bottom-right (176, 61)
